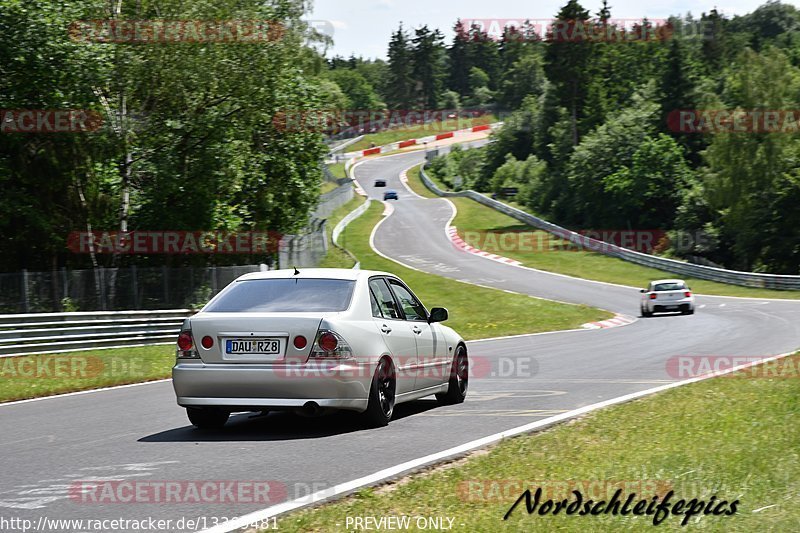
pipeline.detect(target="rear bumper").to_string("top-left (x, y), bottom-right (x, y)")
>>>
top-left (647, 299), bottom-right (694, 312)
top-left (172, 360), bottom-right (374, 412)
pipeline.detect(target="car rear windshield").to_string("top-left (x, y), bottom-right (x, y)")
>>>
top-left (205, 279), bottom-right (355, 313)
top-left (654, 282), bottom-right (685, 292)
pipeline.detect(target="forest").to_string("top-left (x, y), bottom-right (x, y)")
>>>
top-left (2, 1), bottom-right (800, 274)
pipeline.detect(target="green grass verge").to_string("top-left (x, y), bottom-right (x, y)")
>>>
top-left (271, 353), bottom-right (800, 532)
top-left (405, 165), bottom-right (800, 300)
top-left (318, 193), bottom-right (367, 269)
top-left (326, 162), bottom-right (348, 180)
top-left (0, 345), bottom-right (174, 403)
top-left (334, 201), bottom-right (610, 340)
top-left (321, 181), bottom-right (339, 194)
top-left (349, 115), bottom-right (497, 153)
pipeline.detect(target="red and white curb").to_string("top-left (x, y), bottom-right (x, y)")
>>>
top-left (345, 122), bottom-right (503, 159)
top-left (582, 314), bottom-right (637, 330)
top-left (447, 226), bottom-right (522, 266)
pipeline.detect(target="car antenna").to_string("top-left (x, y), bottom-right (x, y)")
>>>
top-left (293, 267), bottom-right (300, 276)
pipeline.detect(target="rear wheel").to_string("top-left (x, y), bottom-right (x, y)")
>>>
top-left (187, 407), bottom-right (229, 430)
top-left (436, 345), bottom-right (468, 405)
top-left (363, 358), bottom-right (396, 427)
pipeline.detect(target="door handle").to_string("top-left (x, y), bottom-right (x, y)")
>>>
top-left (412, 326), bottom-right (422, 335)
top-left (381, 325), bottom-right (392, 334)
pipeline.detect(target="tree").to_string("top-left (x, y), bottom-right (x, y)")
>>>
top-left (447, 20), bottom-right (472, 97)
top-left (699, 47), bottom-right (800, 270)
top-left (564, 87), bottom-right (662, 227)
top-left (544, 0), bottom-right (593, 145)
top-left (659, 38), bottom-right (705, 164)
top-left (0, 0), bottom-right (328, 273)
top-left (411, 25), bottom-right (447, 109)
top-left (386, 24), bottom-right (415, 109)
top-left (326, 70), bottom-right (385, 110)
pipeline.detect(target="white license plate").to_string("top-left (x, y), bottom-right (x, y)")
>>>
top-left (226, 338), bottom-right (281, 355)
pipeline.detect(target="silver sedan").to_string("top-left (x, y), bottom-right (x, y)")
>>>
top-left (172, 268), bottom-right (468, 428)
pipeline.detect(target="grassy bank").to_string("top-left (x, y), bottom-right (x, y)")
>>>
top-left (332, 201), bottom-right (610, 340)
top-left (0, 345), bottom-right (174, 403)
top-left (349, 115), bottom-right (496, 153)
top-left (405, 164), bottom-right (800, 300)
top-left (271, 353), bottom-right (800, 532)
top-left (326, 162), bottom-right (348, 180)
top-left (318, 193), bottom-right (367, 269)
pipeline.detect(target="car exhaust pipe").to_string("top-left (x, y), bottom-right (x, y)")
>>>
top-left (300, 401), bottom-right (322, 417)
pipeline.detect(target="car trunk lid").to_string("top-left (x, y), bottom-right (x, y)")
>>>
top-left (189, 313), bottom-right (326, 364)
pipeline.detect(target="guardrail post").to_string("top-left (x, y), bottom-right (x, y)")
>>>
top-left (131, 265), bottom-right (140, 310)
top-left (61, 267), bottom-right (68, 306)
top-left (98, 267), bottom-right (107, 310)
top-left (22, 269), bottom-right (30, 313)
top-left (162, 266), bottom-right (169, 307)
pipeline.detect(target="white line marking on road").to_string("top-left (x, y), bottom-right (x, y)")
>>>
top-left (198, 350), bottom-right (799, 533)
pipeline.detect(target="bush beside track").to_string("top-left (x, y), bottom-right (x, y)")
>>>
top-left (405, 165), bottom-right (800, 300)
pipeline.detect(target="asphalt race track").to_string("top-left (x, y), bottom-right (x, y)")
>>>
top-left (2, 147), bottom-right (800, 531)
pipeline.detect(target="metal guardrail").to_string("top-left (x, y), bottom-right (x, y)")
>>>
top-left (332, 199), bottom-right (372, 246)
top-left (419, 165), bottom-right (800, 291)
top-left (0, 310), bottom-right (192, 357)
top-left (331, 199), bottom-right (372, 270)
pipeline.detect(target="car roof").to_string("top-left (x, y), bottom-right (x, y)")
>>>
top-left (651, 279), bottom-right (686, 285)
top-left (236, 268), bottom-right (395, 282)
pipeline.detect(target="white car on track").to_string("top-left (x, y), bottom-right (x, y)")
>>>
top-left (172, 268), bottom-right (468, 429)
top-left (640, 279), bottom-right (695, 317)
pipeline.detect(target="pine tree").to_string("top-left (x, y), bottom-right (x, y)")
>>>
top-left (386, 24), bottom-right (415, 109)
top-left (411, 25), bottom-right (446, 109)
top-left (447, 20), bottom-right (472, 97)
top-left (659, 38), bottom-right (704, 164)
top-left (544, 0), bottom-right (593, 145)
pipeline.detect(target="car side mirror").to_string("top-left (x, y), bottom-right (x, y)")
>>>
top-left (429, 307), bottom-right (449, 323)
top-left (640, 289), bottom-right (646, 293)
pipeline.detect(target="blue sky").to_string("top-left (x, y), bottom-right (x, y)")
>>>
top-left (308, 0), bottom-right (800, 59)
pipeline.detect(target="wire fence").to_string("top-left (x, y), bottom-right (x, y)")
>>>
top-left (2, 176), bottom-right (354, 314)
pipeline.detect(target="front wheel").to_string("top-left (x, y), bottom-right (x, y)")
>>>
top-left (436, 346), bottom-right (468, 405)
top-left (187, 407), bottom-right (229, 430)
top-left (363, 358), bottom-right (396, 427)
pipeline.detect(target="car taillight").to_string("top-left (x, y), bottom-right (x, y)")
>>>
top-left (310, 330), bottom-right (353, 359)
top-left (650, 294), bottom-right (657, 300)
top-left (177, 330), bottom-right (200, 359)
top-left (177, 332), bottom-right (193, 351)
top-left (319, 332), bottom-right (338, 352)
top-left (201, 336), bottom-right (214, 349)
top-left (685, 291), bottom-right (692, 298)
top-left (293, 335), bottom-right (308, 349)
